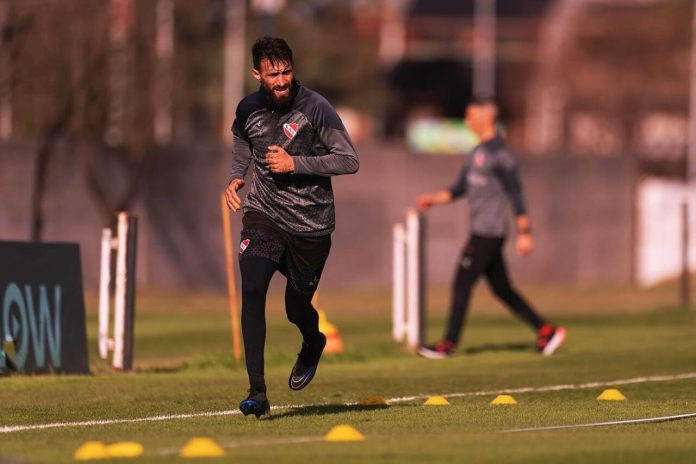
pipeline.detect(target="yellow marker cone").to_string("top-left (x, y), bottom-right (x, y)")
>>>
top-left (324, 424), bottom-right (365, 442)
top-left (318, 309), bottom-right (337, 334)
top-left (74, 441), bottom-right (110, 461)
top-left (107, 442), bottom-right (144, 458)
top-left (318, 309), bottom-right (344, 354)
top-left (361, 395), bottom-right (389, 406)
top-left (179, 437), bottom-right (226, 458)
top-left (424, 395), bottom-right (450, 405)
top-left (597, 389), bottom-right (627, 401)
top-left (490, 394), bottom-right (518, 405)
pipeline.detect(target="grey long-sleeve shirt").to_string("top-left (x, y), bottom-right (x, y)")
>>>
top-left (448, 135), bottom-right (527, 238)
top-left (229, 81), bottom-right (359, 236)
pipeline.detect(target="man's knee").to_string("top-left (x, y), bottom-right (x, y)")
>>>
top-left (241, 267), bottom-right (272, 298)
top-left (240, 257), bottom-right (275, 297)
top-left (285, 286), bottom-right (312, 305)
top-left (242, 277), bottom-right (268, 299)
top-left (453, 267), bottom-right (478, 289)
top-left (489, 281), bottom-right (516, 300)
top-left (284, 286), bottom-right (314, 321)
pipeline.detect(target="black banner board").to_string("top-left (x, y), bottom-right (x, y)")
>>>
top-left (0, 241), bottom-right (89, 374)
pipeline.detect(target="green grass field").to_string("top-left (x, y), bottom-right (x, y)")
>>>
top-left (2, 281), bottom-right (696, 463)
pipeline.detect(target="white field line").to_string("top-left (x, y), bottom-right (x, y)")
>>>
top-left (0, 410), bottom-right (240, 434)
top-left (2, 371), bottom-right (696, 434)
top-left (0, 404), bottom-right (311, 434)
top-left (501, 412), bottom-right (696, 433)
top-left (218, 436), bottom-right (321, 449)
top-left (386, 371), bottom-right (696, 403)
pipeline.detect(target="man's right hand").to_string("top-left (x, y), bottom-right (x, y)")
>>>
top-left (417, 194), bottom-right (435, 212)
top-left (225, 179), bottom-right (245, 212)
top-left (417, 190), bottom-right (452, 212)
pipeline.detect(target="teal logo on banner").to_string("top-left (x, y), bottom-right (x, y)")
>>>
top-left (0, 242), bottom-right (89, 374)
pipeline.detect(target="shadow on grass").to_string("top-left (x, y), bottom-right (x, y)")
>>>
top-left (133, 362), bottom-right (190, 374)
top-left (462, 341), bottom-right (534, 355)
top-left (266, 403), bottom-right (389, 420)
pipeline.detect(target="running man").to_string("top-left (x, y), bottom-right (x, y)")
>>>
top-left (416, 97), bottom-right (566, 359)
top-left (225, 37), bottom-right (359, 417)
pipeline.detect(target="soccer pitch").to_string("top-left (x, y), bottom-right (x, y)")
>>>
top-left (1, 283), bottom-right (696, 463)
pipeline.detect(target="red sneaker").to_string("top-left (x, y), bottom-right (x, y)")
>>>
top-left (417, 340), bottom-right (456, 359)
top-left (537, 324), bottom-right (567, 356)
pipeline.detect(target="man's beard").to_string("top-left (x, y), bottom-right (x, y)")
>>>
top-left (261, 80), bottom-right (294, 109)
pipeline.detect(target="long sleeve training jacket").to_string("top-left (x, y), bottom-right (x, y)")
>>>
top-left (229, 81), bottom-right (359, 236)
top-left (448, 134), bottom-right (527, 238)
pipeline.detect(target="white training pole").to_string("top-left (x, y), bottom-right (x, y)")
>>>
top-left (405, 209), bottom-right (420, 351)
top-left (98, 228), bottom-right (113, 359)
top-left (112, 212), bottom-right (129, 369)
top-left (392, 223), bottom-right (406, 342)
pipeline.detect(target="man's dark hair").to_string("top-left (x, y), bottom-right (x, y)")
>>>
top-left (469, 95), bottom-right (497, 108)
top-left (252, 37), bottom-right (294, 70)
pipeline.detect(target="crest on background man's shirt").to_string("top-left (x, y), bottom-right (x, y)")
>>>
top-left (473, 150), bottom-right (486, 167)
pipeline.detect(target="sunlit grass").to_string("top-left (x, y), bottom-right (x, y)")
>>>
top-left (2, 283), bottom-right (696, 463)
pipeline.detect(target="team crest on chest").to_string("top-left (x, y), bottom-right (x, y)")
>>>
top-left (283, 122), bottom-right (298, 139)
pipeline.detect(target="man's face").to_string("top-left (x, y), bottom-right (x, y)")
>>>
top-left (252, 58), bottom-right (294, 107)
top-left (464, 103), bottom-right (496, 139)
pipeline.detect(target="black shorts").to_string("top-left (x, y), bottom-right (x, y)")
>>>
top-left (239, 211), bottom-right (331, 294)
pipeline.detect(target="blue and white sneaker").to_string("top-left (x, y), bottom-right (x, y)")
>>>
top-left (289, 333), bottom-right (326, 391)
top-left (239, 390), bottom-right (270, 418)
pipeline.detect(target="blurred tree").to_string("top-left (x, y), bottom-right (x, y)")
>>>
top-left (8, 0), bottom-right (158, 239)
top-left (172, 0), bottom-right (224, 138)
top-left (8, 0), bottom-right (81, 240)
top-left (3, 0), bottom-right (387, 241)
top-left (0, 0), bottom-right (15, 140)
top-left (527, 0), bottom-right (692, 162)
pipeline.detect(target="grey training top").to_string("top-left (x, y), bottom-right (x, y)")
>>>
top-left (229, 81), bottom-right (359, 236)
top-left (448, 135), bottom-right (527, 238)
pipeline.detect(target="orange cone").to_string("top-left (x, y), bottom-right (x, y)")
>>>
top-left (319, 309), bottom-right (344, 354)
top-left (313, 291), bottom-right (344, 354)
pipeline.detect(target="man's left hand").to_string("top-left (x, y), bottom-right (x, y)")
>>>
top-left (516, 233), bottom-right (534, 257)
top-left (266, 145), bottom-right (295, 173)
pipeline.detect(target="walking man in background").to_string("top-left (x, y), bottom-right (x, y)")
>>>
top-left (416, 97), bottom-right (566, 359)
top-left (225, 37), bottom-right (359, 417)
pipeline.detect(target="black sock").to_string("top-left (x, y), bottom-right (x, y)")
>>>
top-left (250, 379), bottom-right (267, 394)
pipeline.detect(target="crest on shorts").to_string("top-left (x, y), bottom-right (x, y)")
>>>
top-left (283, 122), bottom-right (298, 139)
top-left (240, 239), bottom-right (250, 254)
